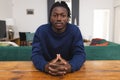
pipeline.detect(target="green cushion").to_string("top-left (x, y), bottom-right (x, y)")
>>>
top-left (0, 46), bottom-right (32, 61)
top-left (85, 42), bottom-right (120, 60)
top-left (0, 42), bottom-right (120, 61)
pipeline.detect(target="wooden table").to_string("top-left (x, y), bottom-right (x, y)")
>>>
top-left (0, 60), bottom-right (120, 80)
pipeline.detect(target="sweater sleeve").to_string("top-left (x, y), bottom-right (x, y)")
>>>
top-left (69, 27), bottom-right (86, 72)
top-left (31, 28), bottom-right (47, 72)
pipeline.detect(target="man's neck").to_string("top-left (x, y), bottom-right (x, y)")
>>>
top-left (52, 26), bottom-right (66, 33)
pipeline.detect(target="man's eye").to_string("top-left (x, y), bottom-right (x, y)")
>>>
top-left (62, 15), bottom-right (66, 17)
top-left (52, 15), bottom-right (57, 17)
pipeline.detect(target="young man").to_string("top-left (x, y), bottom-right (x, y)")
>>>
top-left (32, 1), bottom-right (86, 76)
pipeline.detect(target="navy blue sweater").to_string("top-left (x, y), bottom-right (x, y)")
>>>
top-left (31, 23), bottom-right (86, 72)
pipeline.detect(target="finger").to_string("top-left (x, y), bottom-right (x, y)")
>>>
top-left (57, 71), bottom-right (66, 76)
top-left (56, 54), bottom-right (60, 57)
top-left (48, 71), bottom-right (58, 76)
top-left (57, 61), bottom-right (65, 65)
top-left (49, 70), bottom-right (66, 76)
top-left (57, 63), bottom-right (70, 71)
top-left (57, 54), bottom-right (67, 64)
top-left (48, 66), bottom-right (60, 76)
top-left (57, 65), bottom-right (66, 71)
top-left (58, 60), bottom-right (68, 65)
top-left (48, 64), bottom-right (67, 76)
top-left (48, 66), bottom-right (58, 72)
top-left (49, 63), bottom-right (60, 68)
top-left (50, 56), bottom-right (59, 64)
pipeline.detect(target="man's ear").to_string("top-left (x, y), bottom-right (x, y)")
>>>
top-left (67, 18), bottom-right (70, 23)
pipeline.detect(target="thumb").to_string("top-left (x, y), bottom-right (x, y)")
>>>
top-left (50, 55), bottom-right (59, 64)
top-left (57, 54), bottom-right (67, 64)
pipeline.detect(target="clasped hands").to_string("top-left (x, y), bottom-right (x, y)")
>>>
top-left (45, 54), bottom-right (71, 76)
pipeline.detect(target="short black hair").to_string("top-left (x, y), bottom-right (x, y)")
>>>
top-left (49, 1), bottom-right (71, 18)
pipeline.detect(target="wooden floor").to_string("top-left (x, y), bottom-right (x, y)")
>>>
top-left (0, 60), bottom-right (120, 80)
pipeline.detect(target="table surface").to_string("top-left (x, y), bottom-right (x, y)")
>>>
top-left (0, 60), bottom-right (120, 80)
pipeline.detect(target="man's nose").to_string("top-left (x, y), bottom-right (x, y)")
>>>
top-left (57, 15), bottom-right (61, 20)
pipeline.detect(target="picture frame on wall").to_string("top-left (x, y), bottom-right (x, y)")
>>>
top-left (26, 9), bottom-right (34, 15)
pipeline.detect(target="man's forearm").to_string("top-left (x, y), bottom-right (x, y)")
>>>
top-left (69, 53), bottom-right (86, 72)
top-left (32, 54), bottom-right (47, 71)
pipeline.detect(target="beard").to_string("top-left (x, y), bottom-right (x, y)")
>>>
top-left (52, 22), bottom-right (67, 33)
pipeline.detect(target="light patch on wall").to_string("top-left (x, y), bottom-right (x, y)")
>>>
top-left (26, 9), bottom-right (34, 15)
top-left (93, 9), bottom-right (110, 40)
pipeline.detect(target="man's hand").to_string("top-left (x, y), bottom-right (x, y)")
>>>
top-left (45, 55), bottom-right (59, 75)
top-left (57, 54), bottom-right (71, 73)
top-left (45, 54), bottom-right (71, 76)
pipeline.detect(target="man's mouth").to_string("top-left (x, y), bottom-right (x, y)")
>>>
top-left (55, 22), bottom-right (63, 25)
top-left (55, 22), bottom-right (63, 26)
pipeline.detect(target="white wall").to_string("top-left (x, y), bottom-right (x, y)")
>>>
top-left (80, 0), bottom-right (113, 41)
top-left (114, 0), bottom-right (120, 6)
top-left (113, 0), bottom-right (120, 43)
top-left (0, 0), bottom-right (12, 20)
top-left (0, 0), bottom-right (114, 41)
top-left (12, 0), bottom-right (47, 38)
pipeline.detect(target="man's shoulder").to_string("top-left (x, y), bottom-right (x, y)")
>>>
top-left (67, 23), bottom-right (79, 31)
top-left (38, 23), bottom-right (50, 30)
top-left (35, 23), bottom-right (51, 34)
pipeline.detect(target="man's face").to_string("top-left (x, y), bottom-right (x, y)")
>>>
top-left (50, 7), bottom-right (69, 31)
